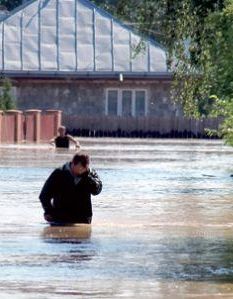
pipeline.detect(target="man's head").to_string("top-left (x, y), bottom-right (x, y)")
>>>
top-left (71, 152), bottom-right (90, 175)
top-left (58, 126), bottom-right (66, 136)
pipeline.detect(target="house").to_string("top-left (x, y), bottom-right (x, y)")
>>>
top-left (0, 0), bottom-right (186, 136)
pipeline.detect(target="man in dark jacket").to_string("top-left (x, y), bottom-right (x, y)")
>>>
top-left (39, 152), bottom-right (102, 224)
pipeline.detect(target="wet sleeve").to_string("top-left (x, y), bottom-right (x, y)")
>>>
top-left (86, 169), bottom-right (103, 196)
top-left (39, 169), bottom-right (60, 213)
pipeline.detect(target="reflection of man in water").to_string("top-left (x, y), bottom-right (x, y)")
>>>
top-left (50, 125), bottom-right (80, 149)
top-left (39, 152), bottom-right (102, 224)
top-left (42, 225), bottom-right (92, 243)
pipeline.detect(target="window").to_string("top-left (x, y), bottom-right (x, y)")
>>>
top-left (107, 90), bottom-right (118, 116)
top-left (122, 90), bottom-right (133, 116)
top-left (135, 91), bottom-right (146, 117)
top-left (106, 89), bottom-right (147, 117)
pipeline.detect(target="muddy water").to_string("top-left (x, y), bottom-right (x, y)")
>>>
top-left (0, 139), bottom-right (233, 298)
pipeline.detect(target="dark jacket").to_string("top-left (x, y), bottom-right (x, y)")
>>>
top-left (39, 163), bottom-right (102, 222)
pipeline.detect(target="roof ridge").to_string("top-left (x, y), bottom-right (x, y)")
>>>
top-left (0, 0), bottom-right (167, 73)
top-left (0, 0), bottom-right (165, 50)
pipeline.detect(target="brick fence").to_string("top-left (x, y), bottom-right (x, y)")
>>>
top-left (1, 112), bottom-right (223, 142)
top-left (0, 110), bottom-right (62, 143)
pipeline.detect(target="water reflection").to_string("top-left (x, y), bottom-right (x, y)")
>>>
top-left (40, 225), bottom-right (95, 269)
top-left (42, 224), bottom-right (92, 244)
top-left (145, 237), bottom-right (233, 282)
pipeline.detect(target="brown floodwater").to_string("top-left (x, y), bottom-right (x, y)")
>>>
top-left (0, 138), bottom-right (233, 298)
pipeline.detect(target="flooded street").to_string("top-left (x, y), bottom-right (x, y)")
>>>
top-left (1, 138), bottom-right (233, 298)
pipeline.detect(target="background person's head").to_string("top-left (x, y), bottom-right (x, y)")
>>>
top-left (71, 152), bottom-right (90, 175)
top-left (58, 126), bottom-right (66, 136)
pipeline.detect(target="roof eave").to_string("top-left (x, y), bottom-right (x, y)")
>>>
top-left (0, 70), bottom-right (173, 80)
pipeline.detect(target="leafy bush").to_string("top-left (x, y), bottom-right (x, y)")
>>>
top-left (0, 78), bottom-right (16, 111)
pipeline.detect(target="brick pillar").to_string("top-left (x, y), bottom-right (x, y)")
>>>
top-left (0, 110), bottom-right (3, 143)
top-left (45, 110), bottom-right (62, 136)
top-left (5, 110), bottom-right (23, 143)
top-left (25, 110), bottom-right (41, 143)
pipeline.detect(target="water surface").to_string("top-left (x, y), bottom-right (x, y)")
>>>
top-left (0, 139), bottom-right (233, 298)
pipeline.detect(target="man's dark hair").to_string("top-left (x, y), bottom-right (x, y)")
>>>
top-left (72, 152), bottom-right (90, 167)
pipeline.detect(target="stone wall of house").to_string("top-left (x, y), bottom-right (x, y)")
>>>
top-left (15, 79), bottom-right (183, 117)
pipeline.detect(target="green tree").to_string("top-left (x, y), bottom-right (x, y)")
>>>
top-left (171, 0), bottom-right (233, 142)
top-left (91, 0), bottom-right (224, 48)
top-left (92, 0), bottom-right (233, 142)
top-left (0, 78), bottom-right (16, 111)
top-left (0, 0), bottom-right (21, 11)
top-left (171, 0), bottom-right (233, 114)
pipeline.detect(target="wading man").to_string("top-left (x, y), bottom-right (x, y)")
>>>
top-left (39, 152), bottom-right (102, 224)
top-left (50, 125), bottom-right (80, 149)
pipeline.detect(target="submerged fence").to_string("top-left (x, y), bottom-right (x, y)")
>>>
top-left (64, 115), bottom-right (223, 138)
top-left (0, 110), bottom-right (62, 143)
top-left (0, 112), bottom-right (223, 142)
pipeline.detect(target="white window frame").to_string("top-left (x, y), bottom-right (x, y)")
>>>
top-left (105, 88), bottom-right (148, 117)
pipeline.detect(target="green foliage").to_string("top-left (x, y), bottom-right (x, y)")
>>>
top-left (91, 0), bottom-right (224, 49)
top-left (0, 78), bottom-right (16, 111)
top-left (202, 1), bottom-right (233, 100)
top-left (176, 0), bottom-right (233, 143)
top-left (158, 0), bottom-right (232, 118)
top-left (91, 0), bottom-right (226, 99)
top-left (175, 0), bottom-right (233, 116)
top-left (92, 0), bottom-right (233, 143)
top-left (0, 0), bottom-right (21, 11)
top-left (214, 98), bottom-right (233, 145)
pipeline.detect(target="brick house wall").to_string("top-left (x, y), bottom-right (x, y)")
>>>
top-left (15, 79), bottom-right (183, 118)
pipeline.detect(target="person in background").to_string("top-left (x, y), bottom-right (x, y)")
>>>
top-left (50, 125), bottom-right (80, 149)
top-left (39, 152), bottom-right (102, 224)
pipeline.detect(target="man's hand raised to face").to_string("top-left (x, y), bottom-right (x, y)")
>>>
top-left (71, 162), bottom-right (89, 176)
